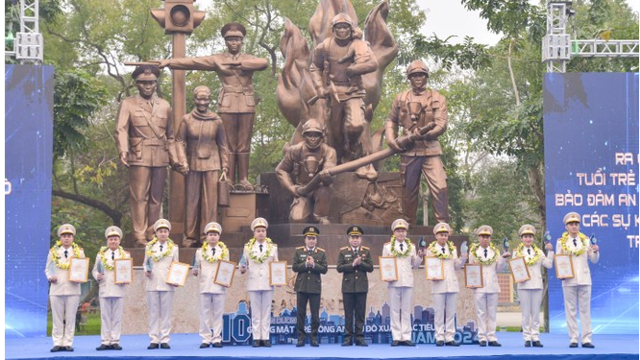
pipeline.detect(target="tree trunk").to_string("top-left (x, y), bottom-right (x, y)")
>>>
top-left (52, 190), bottom-right (123, 226)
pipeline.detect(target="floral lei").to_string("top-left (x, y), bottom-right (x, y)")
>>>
top-left (560, 232), bottom-right (588, 256)
top-left (515, 243), bottom-right (541, 266)
top-left (469, 242), bottom-right (499, 265)
top-left (202, 241), bottom-right (229, 263)
top-left (146, 237), bottom-right (175, 262)
top-left (389, 236), bottom-right (413, 257)
top-left (246, 237), bottom-right (274, 263)
top-left (99, 246), bottom-right (126, 270)
top-left (428, 240), bottom-right (455, 259)
top-left (50, 241), bottom-right (82, 269)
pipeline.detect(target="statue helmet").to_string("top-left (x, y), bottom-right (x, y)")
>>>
top-left (331, 13), bottom-right (354, 29)
top-left (302, 118), bottom-right (325, 136)
top-left (406, 60), bottom-right (429, 78)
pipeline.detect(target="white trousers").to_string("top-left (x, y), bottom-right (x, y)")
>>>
top-left (563, 285), bottom-right (592, 344)
top-left (50, 295), bottom-right (80, 347)
top-left (249, 290), bottom-right (273, 340)
top-left (473, 292), bottom-right (498, 342)
top-left (518, 289), bottom-right (542, 341)
top-left (199, 293), bottom-right (226, 344)
top-left (100, 297), bottom-right (124, 345)
top-left (147, 291), bottom-right (174, 344)
top-left (388, 287), bottom-right (413, 341)
top-left (433, 292), bottom-right (458, 342)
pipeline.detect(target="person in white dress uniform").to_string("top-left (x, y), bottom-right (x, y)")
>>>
top-left (427, 222), bottom-right (467, 346)
top-left (93, 226), bottom-right (131, 350)
top-left (468, 225), bottom-right (510, 347)
top-left (240, 217), bottom-right (279, 347)
top-left (382, 219), bottom-right (425, 346)
top-left (193, 222), bottom-right (229, 348)
top-left (45, 224), bottom-right (86, 352)
top-left (143, 219), bottom-right (180, 349)
top-left (514, 224), bottom-right (553, 347)
top-left (555, 212), bottom-right (599, 349)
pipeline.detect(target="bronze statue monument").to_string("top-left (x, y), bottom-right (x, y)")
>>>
top-left (115, 65), bottom-right (174, 246)
top-left (384, 59), bottom-right (449, 224)
top-left (174, 85), bottom-right (229, 246)
top-left (155, 22), bottom-right (268, 190)
top-left (275, 119), bottom-right (336, 224)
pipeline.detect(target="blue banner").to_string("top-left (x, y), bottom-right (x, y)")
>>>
top-left (5, 65), bottom-right (55, 338)
top-left (543, 72), bottom-right (639, 334)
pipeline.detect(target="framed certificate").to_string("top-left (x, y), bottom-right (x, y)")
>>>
top-left (269, 261), bottom-right (288, 286)
top-left (69, 257), bottom-right (89, 282)
top-left (508, 257), bottom-right (531, 283)
top-left (165, 262), bottom-right (190, 286)
top-left (114, 258), bottom-right (133, 284)
top-left (214, 260), bottom-right (237, 287)
top-left (379, 256), bottom-right (398, 281)
top-left (425, 257), bottom-right (444, 280)
top-left (464, 264), bottom-right (483, 288)
top-left (554, 254), bottom-right (575, 279)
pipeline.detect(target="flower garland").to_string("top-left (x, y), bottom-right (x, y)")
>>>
top-left (515, 243), bottom-right (541, 266)
top-left (389, 236), bottom-right (413, 257)
top-left (50, 241), bottom-right (82, 269)
top-left (146, 237), bottom-right (175, 262)
top-left (428, 240), bottom-right (456, 259)
top-left (469, 242), bottom-right (499, 265)
top-left (560, 232), bottom-right (589, 256)
top-left (202, 241), bottom-right (229, 263)
top-left (99, 246), bottom-right (126, 270)
top-left (245, 237), bottom-right (274, 263)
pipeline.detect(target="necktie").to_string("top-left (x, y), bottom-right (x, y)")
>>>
top-left (353, 248), bottom-right (358, 256)
top-left (442, 246), bottom-right (446, 254)
top-left (527, 248), bottom-right (531, 255)
top-left (573, 239), bottom-right (577, 247)
top-left (259, 244), bottom-right (263, 252)
top-left (484, 249), bottom-right (488, 258)
top-left (211, 248), bottom-right (216, 256)
top-left (159, 244), bottom-right (163, 252)
top-left (399, 243), bottom-right (404, 251)
top-left (64, 250), bottom-right (68, 258)
top-left (111, 251), bottom-right (115, 260)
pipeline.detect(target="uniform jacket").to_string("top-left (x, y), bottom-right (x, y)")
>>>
top-left (45, 245), bottom-right (86, 296)
top-left (336, 246), bottom-right (374, 293)
top-left (115, 94), bottom-right (174, 167)
top-left (275, 142), bottom-right (337, 195)
top-left (428, 243), bottom-right (465, 294)
top-left (175, 111), bottom-right (229, 172)
top-left (91, 249), bottom-right (131, 298)
top-left (143, 241), bottom-right (180, 292)
top-left (555, 238), bottom-right (599, 287)
top-left (310, 37), bottom-right (377, 93)
top-left (292, 246), bottom-right (328, 294)
top-left (243, 240), bottom-right (279, 291)
top-left (469, 246), bottom-right (507, 294)
top-left (194, 244), bottom-right (229, 294)
top-left (382, 241), bottom-right (423, 288)
top-left (516, 246), bottom-right (554, 290)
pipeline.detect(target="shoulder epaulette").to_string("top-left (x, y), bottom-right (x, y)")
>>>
top-left (362, 246), bottom-right (370, 250)
top-left (317, 247), bottom-right (325, 252)
top-left (340, 246), bottom-right (349, 250)
top-left (384, 242), bottom-right (391, 246)
top-left (296, 246), bottom-right (305, 250)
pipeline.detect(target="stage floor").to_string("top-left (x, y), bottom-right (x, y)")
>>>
top-left (6, 333), bottom-right (638, 360)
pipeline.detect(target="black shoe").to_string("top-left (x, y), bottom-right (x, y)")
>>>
top-left (148, 343), bottom-right (159, 349)
top-left (488, 341), bottom-right (501, 347)
top-left (64, 346), bottom-right (74, 352)
top-left (582, 342), bottom-right (595, 348)
top-left (160, 343), bottom-right (171, 349)
top-left (212, 342), bottom-right (223, 348)
top-left (532, 340), bottom-right (543, 348)
top-left (50, 346), bottom-right (63, 352)
top-left (436, 340), bottom-right (444, 347)
top-left (296, 340), bottom-right (305, 347)
top-left (524, 341), bottom-right (532, 347)
top-left (262, 340), bottom-right (272, 347)
top-left (200, 343), bottom-right (210, 349)
top-left (445, 341), bottom-right (459, 347)
top-left (311, 339), bottom-right (319, 347)
top-left (111, 344), bottom-right (122, 350)
top-left (403, 341), bottom-right (416, 346)
top-left (479, 340), bottom-right (487, 347)
top-left (355, 341), bottom-right (368, 347)
top-left (96, 344), bottom-right (110, 351)
top-left (342, 341), bottom-right (351, 347)
top-left (253, 340), bottom-right (261, 347)
top-left (569, 342), bottom-right (578, 348)
top-left (391, 340), bottom-right (400, 346)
